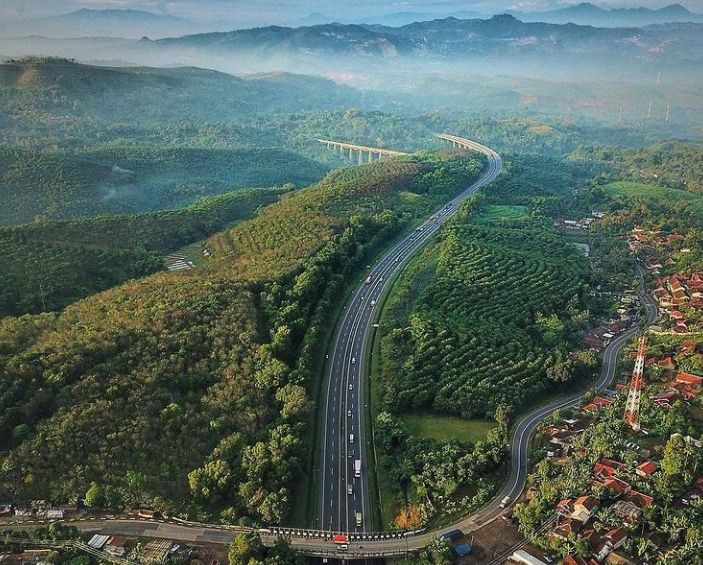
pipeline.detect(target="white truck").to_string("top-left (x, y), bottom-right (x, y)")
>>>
top-left (354, 459), bottom-right (361, 478)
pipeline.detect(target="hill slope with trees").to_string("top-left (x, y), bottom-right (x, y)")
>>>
top-left (0, 151), bottom-right (485, 526)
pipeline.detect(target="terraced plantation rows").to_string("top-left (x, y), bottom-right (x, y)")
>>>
top-left (380, 223), bottom-right (591, 419)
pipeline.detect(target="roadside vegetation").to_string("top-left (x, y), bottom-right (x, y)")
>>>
top-left (373, 155), bottom-right (604, 528)
top-left (0, 151), bottom-right (485, 528)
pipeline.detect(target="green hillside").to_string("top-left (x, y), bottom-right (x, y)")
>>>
top-left (0, 187), bottom-right (285, 318)
top-left (0, 145), bottom-right (327, 225)
top-left (0, 151), bottom-right (485, 525)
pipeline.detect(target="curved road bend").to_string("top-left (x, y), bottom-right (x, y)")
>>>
top-left (317, 136), bottom-right (503, 534)
top-left (1, 151), bottom-right (659, 560)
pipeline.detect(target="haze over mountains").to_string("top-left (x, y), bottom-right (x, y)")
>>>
top-left (513, 2), bottom-right (703, 27)
top-left (1, 3), bottom-right (702, 40)
top-left (0, 8), bottom-right (237, 39)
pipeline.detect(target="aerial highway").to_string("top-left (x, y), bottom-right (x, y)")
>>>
top-left (0, 138), bottom-right (659, 561)
top-left (316, 134), bottom-right (503, 535)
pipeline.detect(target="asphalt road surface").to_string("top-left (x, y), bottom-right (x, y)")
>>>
top-left (317, 135), bottom-right (503, 534)
top-left (1, 140), bottom-right (659, 561)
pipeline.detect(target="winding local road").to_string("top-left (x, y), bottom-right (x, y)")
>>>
top-left (1, 138), bottom-right (658, 561)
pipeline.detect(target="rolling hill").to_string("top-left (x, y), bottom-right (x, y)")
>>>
top-left (0, 145), bottom-right (327, 225)
top-left (0, 57), bottom-right (363, 120)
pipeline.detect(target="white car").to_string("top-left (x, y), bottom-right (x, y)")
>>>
top-left (349, 383), bottom-right (353, 390)
top-left (347, 484), bottom-right (353, 495)
top-left (351, 357), bottom-right (356, 364)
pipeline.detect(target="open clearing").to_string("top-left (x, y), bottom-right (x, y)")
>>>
top-left (401, 413), bottom-right (496, 443)
top-left (475, 204), bottom-right (529, 224)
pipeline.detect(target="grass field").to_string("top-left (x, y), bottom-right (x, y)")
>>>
top-left (475, 204), bottom-right (529, 224)
top-left (400, 413), bottom-right (496, 443)
top-left (607, 182), bottom-right (703, 217)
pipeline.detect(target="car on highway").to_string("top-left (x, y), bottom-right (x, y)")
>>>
top-left (351, 357), bottom-right (356, 364)
top-left (347, 448), bottom-right (353, 458)
top-left (347, 484), bottom-right (353, 495)
top-left (499, 496), bottom-right (512, 508)
top-left (370, 299), bottom-right (376, 306)
top-left (349, 383), bottom-right (353, 390)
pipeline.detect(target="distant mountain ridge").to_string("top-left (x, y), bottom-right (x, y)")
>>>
top-left (152, 14), bottom-right (703, 63)
top-left (0, 8), bottom-right (231, 39)
top-left (57, 8), bottom-right (185, 23)
top-left (513, 2), bottom-right (703, 27)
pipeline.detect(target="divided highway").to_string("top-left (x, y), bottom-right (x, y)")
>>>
top-left (317, 134), bottom-right (503, 534)
top-left (1, 137), bottom-right (659, 561)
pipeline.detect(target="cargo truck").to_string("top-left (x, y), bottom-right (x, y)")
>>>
top-left (354, 459), bottom-right (361, 478)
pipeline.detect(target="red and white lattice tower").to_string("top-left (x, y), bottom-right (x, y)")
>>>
top-left (623, 336), bottom-right (647, 431)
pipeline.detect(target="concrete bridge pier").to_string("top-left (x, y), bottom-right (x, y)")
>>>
top-left (315, 138), bottom-right (409, 164)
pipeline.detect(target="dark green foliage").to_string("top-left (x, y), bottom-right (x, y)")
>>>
top-left (0, 152), bottom-right (484, 525)
top-left (380, 222), bottom-right (590, 418)
top-left (376, 409), bottom-right (508, 524)
top-left (0, 145), bottom-right (326, 225)
top-left (575, 141), bottom-right (703, 194)
top-left (0, 187), bottom-right (284, 317)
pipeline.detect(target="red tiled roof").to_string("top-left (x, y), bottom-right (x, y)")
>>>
top-left (676, 372), bottom-right (703, 386)
top-left (605, 526), bottom-right (628, 545)
top-left (637, 461), bottom-right (658, 476)
top-left (625, 490), bottom-right (654, 508)
top-left (602, 477), bottom-right (631, 496)
top-left (593, 396), bottom-right (614, 407)
top-left (575, 495), bottom-right (599, 511)
top-left (658, 356), bottom-right (675, 367)
top-left (593, 462), bottom-right (616, 477)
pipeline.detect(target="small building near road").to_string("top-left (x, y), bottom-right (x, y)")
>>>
top-left (509, 549), bottom-right (549, 565)
top-left (141, 539), bottom-right (174, 563)
top-left (87, 534), bottom-right (110, 550)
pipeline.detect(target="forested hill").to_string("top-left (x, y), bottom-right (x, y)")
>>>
top-left (153, 15), bottom-right (703, 64)
top-left (0, 187), bottom-right (285, 318)
top-left (0, 151), bottom-right (485, 525)
top-left (0, 146), bottom-right (327, 225)
top-left (0, 57), bottom-right (363, 125)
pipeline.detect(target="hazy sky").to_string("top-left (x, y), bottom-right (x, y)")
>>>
top-left (2, 0), bottom-right (703, 23)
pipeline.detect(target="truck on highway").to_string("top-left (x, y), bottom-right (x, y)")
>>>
top-left (354, 459), bottom-right (361, 478)
top-left (332, 534), bottom-right (348, 551)
top-left (355, 511), bottom-right (362, 527)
